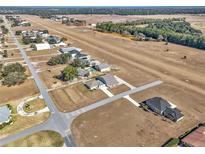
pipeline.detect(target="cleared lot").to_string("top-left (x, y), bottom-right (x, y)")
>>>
top-left (38, 66), bottom-right (66, 89)
top-left (3, 130), bottom-right (64, 147)
top-left (0, 79), bottom-right (39, 103)
top-left (49, 83), bottom-right (107, 112)
top-left (71, 98), bottom-right (197, 147)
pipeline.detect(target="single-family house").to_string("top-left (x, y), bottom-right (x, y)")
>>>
top-left (59, 47), bottom-right (81, 59)
top-left (34, 43), bottom-right (51, 51)
top-left (96, 74), bottom-right (119, 88)
top-left (95, 63), bottom-right (110, 72)
top-left (144, 97), bottom-right (171, 115)
top-left (47, 36), bottom-right (61, 44)
top-left (78, 69), bottom-right (90, 78)
top-left (143, 97), bottom-right (184, 122)
top-left (85, 80), bottom-right (104, 90)
top-left (163, 107), bottom-right (184, 122)
top-left (89, 59), bottom-right (101, 67)
top-left (77, 53), bottom-right (91, 61)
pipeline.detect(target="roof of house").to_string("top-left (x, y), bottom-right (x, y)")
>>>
top-left (181, 126), bottom-right (205, 147)
top-left (59, 47), bottom-right (81, 54)
top-left (163, 107), bottom-right (184, 121)
top-left (145, 97), bottom-right (171, 113)
top-left (35, 43), bottom-right (50, 50)
top-left (78, 69), bottom-right (90, 77)
top-left (96, 63), bottom-right (110, 70)
top-left (96, 74), bottom-right (119, 87)
top-left (85, 80), bottom-right (104, 89)
top-left (0, 105), bottom-right (11, 124)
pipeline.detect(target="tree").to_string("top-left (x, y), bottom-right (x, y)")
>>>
top-left (2, 62), bottom-right (26, 76)
top-left (47, 54), bottom-right (70, 66)
top-left (15, 30), bottom-right (22, 35)
top-left (60, 37), bottom-right (67, 42)
top-left (60, 66), bottom-right (77, 81)
top-left (2, 72), bottom-right (26, 86)
top-left (71, 59), bottom-right (86, 68)
top-left (3, 50), bottom-right (8, 58)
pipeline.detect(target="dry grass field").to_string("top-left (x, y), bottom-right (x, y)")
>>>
top-left (15, 14), bottom-right (205, 146)
top-left (0, 79), bottom-right (39, 104)
top-left (109, 84), bottom-right (130, 95)
top-left (49, 83), bottom-right (107, 112)
top-left (3, 131), bottom-right (64, 147)
top-left (71, 98), bottom-right (196, 147)
top-left (38, 66), bottom-right (66, 89)
top-left (0, 97), bottom-right (50, 139)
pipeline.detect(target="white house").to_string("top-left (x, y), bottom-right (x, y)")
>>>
top-left (34, 43), bottom-right (51, 51)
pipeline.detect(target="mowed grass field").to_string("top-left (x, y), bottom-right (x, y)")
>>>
top-left (3, 131), bottom-right (64, 147)
top-left (49, 83), bottom-right (107, 112)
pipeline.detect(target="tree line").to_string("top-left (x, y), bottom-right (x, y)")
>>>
top-left (96, 19), bottom-right (205, 50)
top-left (2, 7), bottom-right (205, 15)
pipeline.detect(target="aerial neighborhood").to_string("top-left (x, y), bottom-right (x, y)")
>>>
top-left (1, 6), bottom-right (205, 148)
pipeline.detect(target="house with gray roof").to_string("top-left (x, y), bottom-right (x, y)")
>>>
top-left (59, 47), bottom-right (81, 59)
top-left (143, 97), bottom-right (184, 122)
top-left (163, 108), bottom-right (184, 122)
top-left (78, 69), bottom-right (90, 78)
top-left (96, 74), bottom-right (119, 88)
top-left (144, 97), bottom-right (171, 115)
top-left (85, 80), bottom-right (104, 90)
top-left (95, 63), bottom-right (110, 72)
top-left (0, 105), bottom-right (11, 125)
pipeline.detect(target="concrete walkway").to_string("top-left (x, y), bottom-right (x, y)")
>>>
top-left (99, 76), bottom-right (140, 107)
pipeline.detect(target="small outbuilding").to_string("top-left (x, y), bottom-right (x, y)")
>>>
top-left (34, 43), bottom-right (51, 51)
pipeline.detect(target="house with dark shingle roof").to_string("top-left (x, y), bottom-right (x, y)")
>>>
top-left (143, 97), bottom-right (184, 122)
top-left (144, 97), bottom-right (171, 115)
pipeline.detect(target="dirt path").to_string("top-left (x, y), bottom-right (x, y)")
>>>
top-left (24, 15), bottom-right (205, 96)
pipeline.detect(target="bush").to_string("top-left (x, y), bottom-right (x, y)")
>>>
top-left (71, 59), bottom-right (86, 68)
top-left (163, 138), bottom-right (180, 147)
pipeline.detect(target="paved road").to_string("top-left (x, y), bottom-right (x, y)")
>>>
top-left (0, 17), bottom-right (163, 147)
top-left (2, 17), bottom-right (75, 147)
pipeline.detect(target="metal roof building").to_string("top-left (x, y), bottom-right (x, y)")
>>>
top-left (181, 126), bottom-right (205, 147)
top-left (0, 105), bottom-right (11, 124)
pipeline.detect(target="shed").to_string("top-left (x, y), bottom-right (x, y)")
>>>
top-left (34, 43), bottom-right (51, 51)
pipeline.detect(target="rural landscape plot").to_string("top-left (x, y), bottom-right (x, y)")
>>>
top-left (1, 6), bottom-right (205, 147)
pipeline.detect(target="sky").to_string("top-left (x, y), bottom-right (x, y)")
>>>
top-left (0, 0), bottom-right (205, 6)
